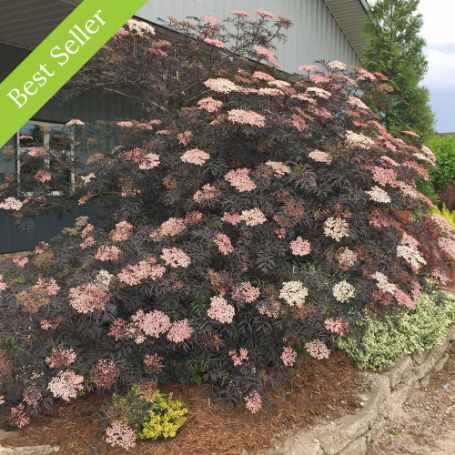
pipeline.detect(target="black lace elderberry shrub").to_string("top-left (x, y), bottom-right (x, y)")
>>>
top-left (0, 13), bottom-right (453, 435)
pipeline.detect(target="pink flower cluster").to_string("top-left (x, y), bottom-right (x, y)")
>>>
top-left (95, 245), bottom-right (122, 262)
top-left (207, 295), bottom-right (235, 324)
top-left (34, 169), bottom-right (52, 183)
top-left (281, 346), bottom-right (297, 366)
top-left (184, 211), bottom-right (203, 225)
top-left (204, 37), bottom-right (224, 48)
top-left (161, 247), bottom-right (191, 268)
top-left (22, 387), bottom-right (42, 407)
top-left (231, 10), bottom-right (250, 18)
top-left (27, 147), bottom-right (45, 157)
top-left (45, 347), bottom-right (77, 369)
top-left (132, 310), bottom-right (171, 338)
top-left (224, 168), bottom-right (256, 192)
top-left (91, 359), bottom-right (119, 389)
top-left (214, 233), bottom-right (234, 255)
top-left (10, 404), bottom-right (30, 429)
top-left (336, 248), bottom-right (358, 270)
top-left (232, 281), bottom-right (260, 303)
top-left (324, 318), bottom-right (350, 336)
top-left (105, 421), bottom-right (136, 450)
top-left (177, 130), bottom-right (193, 146)
top-left (193, 183), bottom-right (218, 202)
top-left (151, 217), bottom-right (186, 239)
top-left (144, 353), bottom-right (164, 372)
top-left (181, 148), bottom-right (210, 166)
top-left (33, 277), bottom-right (60, 296)
top-left (222, 211), bottom-right (242, 225)
top-left (201, 15), bottom-right (219, 27)
top-left (308, 150), bottom-right (332, 164)
top-left (241, 208), bottom-right (267, 226)
top-left (229, 348), bottom-right (249, 366)
top-left (254, 45), bottom-right (278, 65)
top-left (13, 256), bottom-right (29, 268)
top-left (204, 78), bottom-right (239, 93)
top-left (197, 97), bottom-right (223, 113)
top-left (69, 283), bottom-right (110, 314)
top-left (48, 370), bottom-right (84, 401)
top-left (118, 258), bottom-right (166, 286)
top-left (265, 161), bottom-right (291, 177)
top-left (244, 392), bottom-right (262, 414)
top-left (110, 221), bottom-right (133, 242)
top-left (139, 153), bottom-right (160, 170)
top-left (290, 237), bottom-right (311, 256)
top-left (256, 9), bottom-right (274, 18)
top-left (167, 319), bottom-right (193, 343)
top-left (371, 166), bottom-right (398, 187)
top-left (227, 109), bottom-right (265, 127)
top-left (305, 340), bottom-right (331, 359)
top-left (66, 119), bottom-right (85, 127)
top-left (0, 197), bottom-right (23, 211)
top-left (253, 71), bottom-right (275, 81)
top-left (438, 237), bottom-right (455, 261)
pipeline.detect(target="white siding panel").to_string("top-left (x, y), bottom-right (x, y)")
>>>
top-left (137, 0), bottom-right (359, 74)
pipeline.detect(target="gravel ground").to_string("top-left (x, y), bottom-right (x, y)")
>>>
top-left (368, 346), bottom-right (455, 455)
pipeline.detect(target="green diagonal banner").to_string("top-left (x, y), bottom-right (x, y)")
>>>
top-left (0, 0), bottom-right (149, 148)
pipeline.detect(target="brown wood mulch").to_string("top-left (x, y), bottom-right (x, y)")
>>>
top-left (3, 352), bottom-right (362, 455)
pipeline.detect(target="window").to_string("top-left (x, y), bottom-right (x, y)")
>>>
top-left (17, 121), bottom-right (75, 196)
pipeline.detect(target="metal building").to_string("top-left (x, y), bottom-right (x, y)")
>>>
top-left (0, 0), bottom-right (368, 253)
top-left (138, 0), bottom-right (368, 71)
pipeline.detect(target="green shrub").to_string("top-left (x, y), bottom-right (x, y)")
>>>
top-left (110, 384), bottom-right (188, 442)
top-left (428, 135), bottom-right (455, 190)
top-left (432, 204), bottom-right (455, 230)
top-left (337, 291), bottom-right (455, 370)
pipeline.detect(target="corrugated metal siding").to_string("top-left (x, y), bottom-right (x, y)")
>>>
top-left (137, 0), bottom-right (360, 72)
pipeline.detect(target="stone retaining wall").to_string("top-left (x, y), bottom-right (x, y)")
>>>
top-left (267, 330), bottom-right (455, 455)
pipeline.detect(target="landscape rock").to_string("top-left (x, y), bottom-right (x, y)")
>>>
top-left (0, 446), bottom-right (59, 455)
top-left (266, 332), bottom-right (455, 455)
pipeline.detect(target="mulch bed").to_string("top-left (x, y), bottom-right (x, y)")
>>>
top-left (3, 352), bottom-right (362, 455)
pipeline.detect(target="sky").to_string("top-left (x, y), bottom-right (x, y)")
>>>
top-left (369, 0), bottom-right (455, 132)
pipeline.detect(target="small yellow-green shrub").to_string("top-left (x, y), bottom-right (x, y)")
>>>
top-left (137, 391), bottom-right (187, 440)
top-left (432, 204), bottom-right (455, 230)
top-left (337, 291), bottom-right (455, 371)
top-left (110, 384), bottom-right (188, 442)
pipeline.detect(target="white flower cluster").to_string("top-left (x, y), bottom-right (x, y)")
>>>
top-left (279, 281), bottom-right (308, 307)
top-left (95, 270), bottom-right (114, 289)
top-left (366, 186), bottom-right (391, 204)
top-left (347, 96), bottom-right (369, 111)
top-left (204, 78), bottom-right (239, 93)
top-left (324, 217), bottom-right (350, 242)
top-left (127, 19), bottom-right (155, 36)
top-left (415, 145), bottom-right (436, 166)
top-left (397, 245), bottom-right (427, 272)
top-left (345, 130), bottom-right (375, 149)
top-left (306, 87), bottom-right (332, 99)
top-left (371, 271), bottom-right (397, 295)
top-left (268, 79), bottom-right (291, 88)
top-left (48, 370), bottom-right (84, 401)
top-left (332, 280), bottom-right (356, 303)
top-left (327, 60), bottom-right (347, 71)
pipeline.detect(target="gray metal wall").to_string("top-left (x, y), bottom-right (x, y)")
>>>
top-left (137, 0), bottom-right (360, 72)
top-left (0, 43), bottom-right (144, 253)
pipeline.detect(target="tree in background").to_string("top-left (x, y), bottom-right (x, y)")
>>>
top-left (362, 0), bottom-right (434, 138)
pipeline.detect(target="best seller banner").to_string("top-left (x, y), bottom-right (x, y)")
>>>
top-left (0, 0), bottom-right (149, 148)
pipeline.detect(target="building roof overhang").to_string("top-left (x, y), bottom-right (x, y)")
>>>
top-left (323, 0), bottom-right (369, 58)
